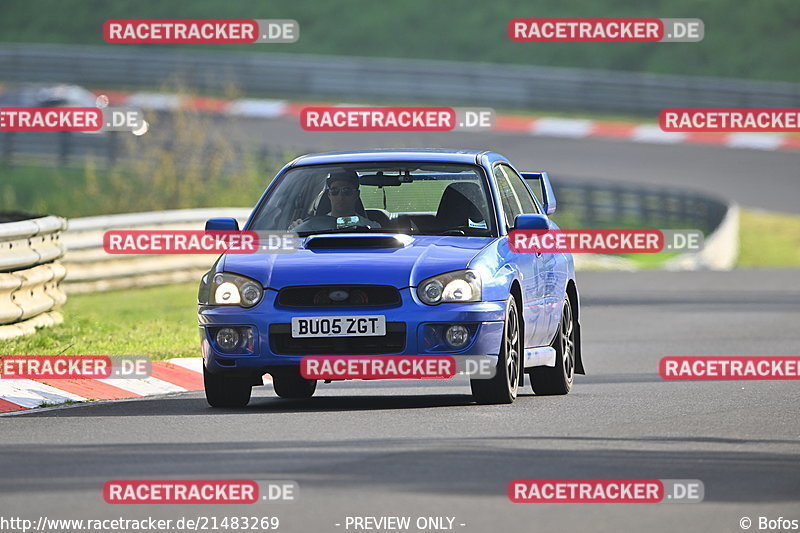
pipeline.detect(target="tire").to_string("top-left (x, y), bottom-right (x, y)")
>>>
top-left (471, 294), bottom-right (521, 405)
top-left (204, 366), bottom-right (253, 408)
top-left (271, 367), bottom-right (317, 399)
top-left (531, 294), bottom-right (576, 395)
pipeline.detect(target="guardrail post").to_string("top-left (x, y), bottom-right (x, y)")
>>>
top-left (108, 131), bottom-right (118, 167)
top-left (1, 131), bottom-right (13, 168)
top-left (582, 185), bottom-right (595, 228)
top-left (58, 131), bottom-right (70, 167)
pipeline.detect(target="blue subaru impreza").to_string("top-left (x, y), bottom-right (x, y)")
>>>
top-left (198, 149), bottom-right (583, 406)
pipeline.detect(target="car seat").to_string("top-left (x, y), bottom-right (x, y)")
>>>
top-left (435, 182), bottom-right (489, 230)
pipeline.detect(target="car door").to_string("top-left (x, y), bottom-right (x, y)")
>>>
top-left (507, 166), bottom-right (563, 345)
top-left (493, 164), bottom-right (546, 348)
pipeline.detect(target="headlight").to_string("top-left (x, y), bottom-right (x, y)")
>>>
top-left (417, 270), bottom-right (481, 305)
top-left (209, 272), bottom-right (263, 308)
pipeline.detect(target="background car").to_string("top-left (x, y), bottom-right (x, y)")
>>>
top-left (199, 149), bottom-right (583, 406)
top-left (0, 83), bottom-right (97, 108)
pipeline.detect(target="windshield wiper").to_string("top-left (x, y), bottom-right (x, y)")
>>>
top-left (431, 228), bottom-right (492, 237)
top-left (296, 227), bottom-right (385, 237)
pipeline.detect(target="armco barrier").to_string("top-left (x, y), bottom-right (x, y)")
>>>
top-left (551, 178), bottom-right (737, 271)
top-left (0, 184), bottom-right (735, 343)
top-left (0, 215), bottom-right (68, 340)
top-left (61, 208), bottom-right (251, 293)
top-left (551, 178), bottom-right (729, 236)
top-left (1, 43), bottom-right (798, 115)
top-left (665, 203), bottom-right (740, 271)
top-left (59, 182), bottom-right (736, 295)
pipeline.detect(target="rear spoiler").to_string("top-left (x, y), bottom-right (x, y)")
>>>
top-left (521, 172), bottom-right (556, 215)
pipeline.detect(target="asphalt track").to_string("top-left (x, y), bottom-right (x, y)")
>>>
top-left (213, 116), bottom-right (800, 214)
top-left (2, 269), bottom-right (799, 533)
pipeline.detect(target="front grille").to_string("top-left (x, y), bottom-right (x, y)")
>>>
top-left (277, 285), bottom-right (401, 308)
top-left (270, 322), bottom-right (406, 355)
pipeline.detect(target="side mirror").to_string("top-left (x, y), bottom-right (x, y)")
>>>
top-left (205, 217), bottom-right (239, 231)
top-left (522, 172), bottom-right (557, 215)
top-left (514, 214), bottom-right (550, 230)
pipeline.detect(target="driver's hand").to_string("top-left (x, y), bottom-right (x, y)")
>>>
top-left (288, 218), bottom-right (303, 230)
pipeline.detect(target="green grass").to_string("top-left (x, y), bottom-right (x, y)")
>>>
top-left (37, 399), bottom-right (81, 408)
top-left (738, 209), bottom-right (800, 268)
top-left (3, 284), bottom-right (200, 359)
top-left (0, 0), bottom-right (798, 83)
top-left (1, 164), bottom-right (94, 218)
top-left (0, 102), bottom-right (295, 218)
top-left (0, 161), bottom-right (271, 218)
top-left (0, 107), bottom-right (291, 218)
top-left (570, 208), bottom-right (800, 269)
top-left (621, 251), bottom-right (678, 269)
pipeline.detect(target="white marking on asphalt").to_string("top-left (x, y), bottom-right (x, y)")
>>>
top-left (726, 133), bottom-right (783, 151)
top-left (125, 93), bottom-right (182, 111)
top-left (530, 118), bottom-right (593, 138)
top-left (0, 379), bottom-right (85, 408)
top-left (167, 357), bottom-right (204, 373)
top-left (98, 376), bottom-right (186, 396)
top-left (631, 124), bottom-right (687, 143)
top-left (226, 99), bottom-right (288, 118)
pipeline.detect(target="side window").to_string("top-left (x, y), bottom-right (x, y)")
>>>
top-left (494, 166), bottom-right (523, 230)
top-left (500, 164), bottom-right (540, 214)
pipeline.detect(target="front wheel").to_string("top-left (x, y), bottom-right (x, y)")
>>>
top-left (204, 366), bottom-right (253, 408)
top-left (531, 294), bottom-right (575, 395)
top-left (271, 367), bottom-right (317, 399)
top-left (471, 294), bottom-right (521, 404)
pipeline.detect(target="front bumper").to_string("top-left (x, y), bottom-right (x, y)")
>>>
top-left (199, 287), bottom-right (505, 375)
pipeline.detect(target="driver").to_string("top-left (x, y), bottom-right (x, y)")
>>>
top-left (290, 170), bottom-right (381, 231)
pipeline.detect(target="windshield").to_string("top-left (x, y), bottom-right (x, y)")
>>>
top-left (249, 162), bottom-right (497, 237)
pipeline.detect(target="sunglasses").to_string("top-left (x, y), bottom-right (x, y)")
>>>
top-left (328, 186), bottom-right (358, 196)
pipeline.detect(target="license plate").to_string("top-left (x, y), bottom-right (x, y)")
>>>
top-left (291, 315), bottom-right (386, 338)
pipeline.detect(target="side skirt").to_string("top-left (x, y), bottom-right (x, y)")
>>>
top-left (523, 346), bottom-right (556, 368)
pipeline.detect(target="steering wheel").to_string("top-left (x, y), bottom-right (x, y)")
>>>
top-left (292, 215), bottom-right (378, 232)
top-left (440, 225), bottom-right (479, 235)
top-left (289, 215), bottom-right (332, 231)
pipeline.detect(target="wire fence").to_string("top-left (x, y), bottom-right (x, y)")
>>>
top-left (2, 43), bottom-right (799, 115)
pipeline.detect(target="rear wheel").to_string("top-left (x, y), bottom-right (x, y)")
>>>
top-left (471, 294), bottom-right (521, 404)
top-left (204, 366), bottom-right (252, 408)
top-left (271, 367), bottom-right (317, 399)
top-left (531, 294), bottom-right (575, 395)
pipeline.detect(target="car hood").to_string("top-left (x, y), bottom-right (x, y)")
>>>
top-left (221, 234), bottom-right (494, 289)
